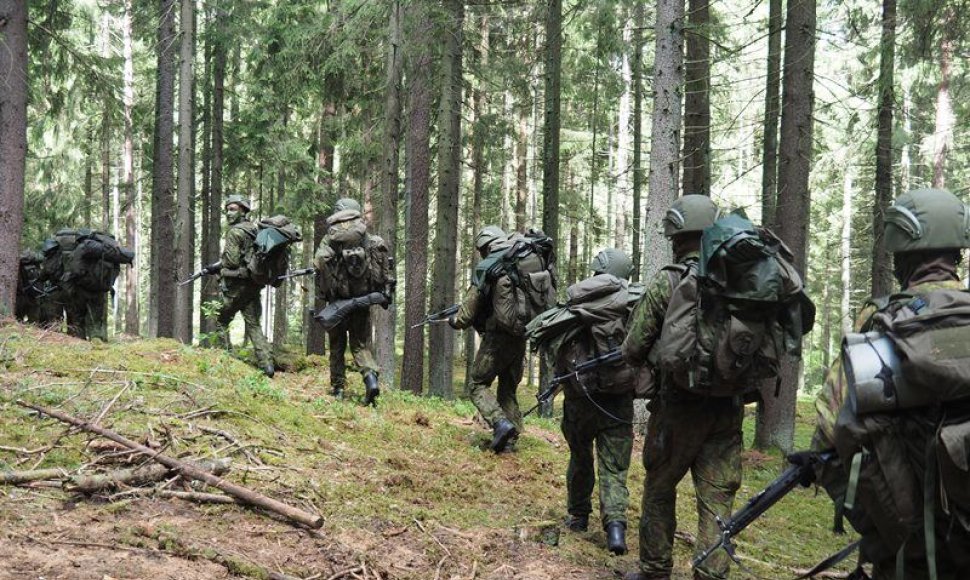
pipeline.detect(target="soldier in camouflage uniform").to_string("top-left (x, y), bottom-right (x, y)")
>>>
top-left (450, 225), bottom-right (525, 453)
top-left (17, 249), bottom-right (45, 322)
top-left (314, 197), bottom-right (392, 406)
top-left (812, 188), bottom-right (970, 579)
top-left (215, 194), bottom-right (275, 377)
top-left (560, 248), bottom-right (638, 556)
top-left (621, 195), bottom-right (741, 580)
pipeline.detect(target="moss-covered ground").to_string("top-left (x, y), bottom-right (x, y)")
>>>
top-left (0, 323), bottom-right (857, 579)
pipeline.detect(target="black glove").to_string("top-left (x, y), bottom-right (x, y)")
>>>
top-left (787, 451), bottom-right (818, 487)
top-left (447, 315), bottom-right (459, 330)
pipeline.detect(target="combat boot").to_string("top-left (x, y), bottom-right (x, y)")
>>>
top-left (362, 372), bottom-right (380, 407)
top-left (262, 363), bottom-right (275, 378)
top-left (605, 521), bottom-right (627, 555)
top-left (331, 383), bottom-right (345, 399)
top-left (563, 514), bottom-right (588, 532)
top-left (489, 418), bottom-right (518, 453)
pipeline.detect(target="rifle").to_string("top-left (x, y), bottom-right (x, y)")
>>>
top-left (314, 291), bottom-right (390, 331)
top-left (693, 450), bottom-right (835, 568)
top-left (411, 304), bottom-right (460, 329)
top-left (179, 261), bottom-right (222, 287)
top-left (522, 349), bottom-right (623, 417)
top-left (276, 267), bottom-right (316, 283)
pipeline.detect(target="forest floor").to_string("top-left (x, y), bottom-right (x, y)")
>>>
top-left (0, 322), bottom-right (858, 580)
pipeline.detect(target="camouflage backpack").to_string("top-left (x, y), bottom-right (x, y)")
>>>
top-left (246, 215), bottom-right (301, 288)
top-left (656, 212), bottom-right (815, 397)
top-left (473, 230), bottom-right (557, 336)
top-left (68, 231), bottom-right (135, 292)
top-left (315, 210), bottom-right (394, 300)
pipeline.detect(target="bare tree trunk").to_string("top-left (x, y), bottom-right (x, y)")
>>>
top-left (85, 130), bottom-right (95, 227)
top-left (100, 12), bottom-right (111, 233)
top-left (515, 105), bottom-right (528, 232)
top-left (900, 85), bottom-right (911, 192)
top-left (273, 115), bottom-right (288, 350)
top-left (197, 3), bottom-right (212, 340)
top-left (201, 5), bottom-right (226, 342)
top-left (841, 167), bottom-right (853, 336)
top-left (932, 7), bottom-right (955, 189)
top-left (0, 0), bottom-right (28, 316)
top-left (542, 0), bottom-right (562, 267)
top-left (123, 0), bottom-right (139, 336)
top-left (871, 0), bottom-right (896, 297)
top-left (643, 0), bottom-right (685, 279)
top-left (616, 17), bottom-right (632, 251)
top-left (682, 0), bottom-right (710, 196)
top-left (401, 0), bottom-right (434, 395)
top-left (631, 3), bottom-right (644, 281)
top-left (308, 104), bottom-right (338, 355)
top-left (175, 0), bottom-right (196, 344)
top-left (375, 0), bottom-right (404, 388)
top-left (466, 12), bottom-right (488, 394)
top-left (428, 0), bottom-right (464, 400)
top-left (755, 0), bottom-right (816, 454)
top-left (761, 0), bottom-right (782, 227)
top-left (151, 0), bottom-right (178, 338)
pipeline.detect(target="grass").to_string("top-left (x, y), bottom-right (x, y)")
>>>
top-left (0, 322), bottom-right (858, 578)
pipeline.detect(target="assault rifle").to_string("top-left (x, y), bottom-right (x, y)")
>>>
top-left (314, 291), bottom-right (390, 331)
top-left (523, 349), bottom-right (623, 417)
top-left (179, 261), bottom-right (223, 287)
top-left (276, 267), bottom-right (316, 283)
top-left (411, 304), bottom-right (460, 329)
top-left (693, 450), bottom-right (836, 568)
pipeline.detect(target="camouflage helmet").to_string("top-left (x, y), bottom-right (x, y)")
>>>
top-left (41, 239), bottom-right (59, 255)
top-left (885, 188), bottom-right (970, 253)
top-left (475, 225), bottom-right (506, 252)
top-left (590, 248), bottom-right (633, 279)
top-left (334, 198), bottom-right (361, 213)
top-left (663, 194), bottom-right (720, 237)
top-left (224, 194), bottom-right (252, 213)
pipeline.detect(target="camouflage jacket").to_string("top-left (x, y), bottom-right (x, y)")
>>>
top-left (620, 251), bottom-right (698, 368)
top-left (221, 220), bottom-right (257, 279)
top-left (452, 284), bottom-right (485, 331)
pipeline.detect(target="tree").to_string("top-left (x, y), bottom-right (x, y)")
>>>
top-left (871, 0), bottom-right (896, 297)
top-left (175, 0), bottom-right (196, 343)
top-left (428, 0), bottom-right (464, 400)
top-left (682, 0), bottom-right (710, 196)
top-left (761, 0), bottom-right (782, 227)
top-left (202, 4), bottom-right (227, 342)
top-left (542, 0), bottom-right (562, 262)
top-left (631, 2), bottom-right (644, 281)
top-left (150, 0), bottom-right (178, 338)
top-left (755, 0), bottom-right (816, 453)
top-left (0, 0), bottom-right (28, 316)
top-left (931, 5), bottom-right (956, 189)
top-left (122, 0), bottom-right (139, 335)
top-left (400, 0), bottom-right (434, 395)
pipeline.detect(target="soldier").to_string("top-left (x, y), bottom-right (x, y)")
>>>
top-left (314, 197), bottom-right (394, 405)
top-left (621, 195), bottom-right (740, 580)
top-left (557, 248), bottom-right (639, 556)
top-left (449, 225), bottom-right (524, 452)
top-left (16, 249), bottom-right (44, 322)
top-left (811, 188), bottom-right (970, 579)
top-left (215, 194), bottom-right (275, 377)
top-left (38, 237), bottom-right (68, 327)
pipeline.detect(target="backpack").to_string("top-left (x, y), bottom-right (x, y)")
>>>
top-left (473, 230), bottom-right (557, 336)
top-left (656, 213), bottom-right (815, 397)
top-left (315, 210), bottom-right (393, 301)
top-left (832, 289), bottom-right (970, 564)
top-left (246, 215), bottom-right (301, 287)
top-left (68, 231), bottom-right (135, 292)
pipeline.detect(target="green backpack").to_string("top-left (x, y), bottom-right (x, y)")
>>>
top-left (246, 216), bottom-right (301, 288)
top-left (656, 212), bottom-right (815, 397)
top-left (68, 231), bottom-right (135, 292)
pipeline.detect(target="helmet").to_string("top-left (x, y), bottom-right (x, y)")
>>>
top-left (590, 248), bottom-right (633, 279)
top-left (224, 194), bottom-right (252, 213)
top-left (475, 225), bottom-right (506, 252)
top-left (41, 239), bottom-right (58, 255)
top-left (334, 198), bottom-right (361, 213)
top-left (663, 194), bottom-right (720, 237)
top-left (885, 188), bottom-right (970, 253)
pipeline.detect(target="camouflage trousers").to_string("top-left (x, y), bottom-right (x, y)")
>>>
top-left (469, 331), bottom-right (526, 431)
top-left (637, 393), bottom-right (743, 580)
top-left (66, 288), bottom-right (107, 341)
top-left (327, 308), bottom-right (379, 388)
top-left (216, 279), bottom-right (273, 368)
top-left (562, 391), bottom-right (634, 528)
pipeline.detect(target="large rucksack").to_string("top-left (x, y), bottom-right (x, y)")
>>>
top-left (655, 212), bottom-right (815, 397)
top-left (246, 215), bottom-right (301, 287)
top-left (473, 230), bottom-right (557, 336)
top-left (528, 274), bottom-right (643, 396)
top-left (315, 210), bottom-right (393, 300)
top-left (833, 290), bottom-right (970, 565)
top-left (68, 231), bottom-right (135, 292)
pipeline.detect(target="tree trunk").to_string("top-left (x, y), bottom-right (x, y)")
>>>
top-left (755, 0), bottom-right (816, 454)
top-left (175, 0), bottom-right (196, 344)
top-left (400, 0), bottom-right (434, 395)
top-left (151, 0), bottom-right (178, 338)
top-left (273, 115), bottom-right (288, 350)
top-left (122, 0), bottom-right (139, 336)
top-left (307, 104), bottom-right (338, 356)
top-left (100, 12), bottom-right (111, 233)
top-left (542, 0), bottom-right (562, 269)
top-left (375, 0), bottom-right (404, 388)
top-left (932, 7), bottom-right (955, 189)
top-left (0, 0), bottom-right (28, 316)
top-left (197, 3), bottom-right (212, 340)
top-left (643, 0), bottom-right (685, 279)
top-left (616, 17), bottom-right (632, 251)
top-left (631, 3), bottom-right (644, 281)
top-left (466, 12), bottom-right (488, 394)
top-left (871, 0), bottom-right (896, 297)
top-left (762, 0), bottom-right (782, 227)
top-left (841, 167), bottom-right (853, 336)
top-left (515, 105), bottom-right (528, 232)
top-left (202, 5), bottom-right (226, 342)
top-left (428, 0), bottom-right (463, 400)
top-left (682, 0), bottom-right (710, 196)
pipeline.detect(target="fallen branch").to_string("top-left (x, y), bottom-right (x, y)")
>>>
top-left (0, 468), bottom-right (68, 485)
top-left (200, 426), bottom-right (263, 465)
top-left (325, 566), bottom-right (363, 580)
top-left (66, 457), bottom-right (231, 494)
top-left (18, 401), bottom-right (323, 529)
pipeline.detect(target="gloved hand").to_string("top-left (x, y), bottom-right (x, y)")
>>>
top-left (448, 315), bottom-right (459, 329)
top-left (787, 451), bottom-right (819, 487)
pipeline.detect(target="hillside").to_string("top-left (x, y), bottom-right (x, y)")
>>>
top-left (0, 323), bottom-right (856, 579)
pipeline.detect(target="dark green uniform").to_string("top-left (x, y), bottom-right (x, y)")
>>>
top-left (66, 286), bottom-right (108, 341)
top-left (216, 220), bottom-right (273, 370)
top-left (622, 251), bottom-right (742, 580)
top-left (452, 284), bottom-right (526, 432)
